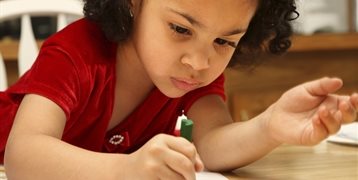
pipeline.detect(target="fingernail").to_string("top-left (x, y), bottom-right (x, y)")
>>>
top-left (195, 155), bottom-right (204, 172)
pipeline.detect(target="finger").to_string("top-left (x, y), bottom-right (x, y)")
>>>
top-left (339, 100), bottom-right (356, 124)
top-left (164, 136), bottom-right (203, 179)
top-left (157, 165), bottom-right (184, 180)
top-left (194, 152), bottom-right (204, 172)
top-left (304, 77), bottom-right (343, 96)
top-left (167, 137), bottom-right (201, 166)
top-left (311, 114), bottom-right (329, 144)
top-left (318, 106), bottom-right (341, 134)
top-left (163, 145), bottom-right (196, 180)
top-left (350, 93), bottom-right (358, 112)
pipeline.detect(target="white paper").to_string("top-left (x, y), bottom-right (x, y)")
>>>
top-left (196, 171), bottom-right (228, 180)
top-left (0, 165), bottom-right (228, 180)
top-left (327, 122), bottom-right (358, 145)
top-left (0, 165), bottom-right (6, 180)
top-left (0, 172), bottom-right (6, 180)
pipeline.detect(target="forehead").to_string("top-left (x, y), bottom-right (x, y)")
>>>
top-left (150, 0), bottom-right (258, 32)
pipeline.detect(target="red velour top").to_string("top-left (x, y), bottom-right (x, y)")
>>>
top-left (0, 18), bottom-right (226, 164)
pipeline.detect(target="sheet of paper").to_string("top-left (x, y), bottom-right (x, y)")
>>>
top-left (327, 122), bottom-right (358, 146)
top-left (0, 165), bottom-right (6, 180)
top-left (0, 172), bottom-right (6, 180)
top-left (0, 165), bottom-right (228, 180)
top-left (196, 171), bottom-right (228, 180)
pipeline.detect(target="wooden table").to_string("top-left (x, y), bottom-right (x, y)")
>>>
top-left (225, 141), bottom-right (358, 180)
top-left (0, 141), bottom-right (357, 180)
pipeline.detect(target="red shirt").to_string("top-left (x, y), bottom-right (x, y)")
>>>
top-left (0, 19), bottom-right (225, 163)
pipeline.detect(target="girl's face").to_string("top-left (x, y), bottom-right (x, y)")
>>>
top-left (131, 0), bottom-right (258, 98)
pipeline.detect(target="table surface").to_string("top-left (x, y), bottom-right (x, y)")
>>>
top-left (0, 141), bottom-right (357, 180)
top-left (225, 141), bottom-right (358, 180)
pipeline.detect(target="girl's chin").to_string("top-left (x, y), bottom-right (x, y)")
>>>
top-left (162, 91), bottom-right (187, 98)
top-left (158, 88), bottom-right (190, 98)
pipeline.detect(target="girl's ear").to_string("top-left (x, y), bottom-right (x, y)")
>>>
top-left (129, 0), bottom-right (134, 8)
top-left (129, 0), bottom-right (137, 12)
top-left (129, 0), bottom-right (142, 17)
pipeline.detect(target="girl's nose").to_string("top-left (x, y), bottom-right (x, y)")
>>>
top-left (180, 47), bottom-right (210, 71)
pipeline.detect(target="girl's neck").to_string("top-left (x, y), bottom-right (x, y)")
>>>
top-left (115, 39), bottom-right (154, 91)
top-left (107, 39), bottom-right (155, 131)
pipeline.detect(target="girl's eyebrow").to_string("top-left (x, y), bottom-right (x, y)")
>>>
top-left (166, 7), bottom-right (247, 36)
top-left (223, 28), bottom-right (247, 36)
top-left (167, 7), bottom-right (205, 28)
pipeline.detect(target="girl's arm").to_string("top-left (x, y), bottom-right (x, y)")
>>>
top-left (189, 95), bottom-right (280, 171)
top-left (5, 94), bottom-right (203, 180)
top-left (190, 77), bottom-right (358, 171)
top-left (4, 94), bottom-right (124, 180)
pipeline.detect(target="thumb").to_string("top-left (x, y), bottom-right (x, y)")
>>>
top-left (304, 77), bottom-right (343, 96)
top-left (194, 151), bottom-right (204, 172)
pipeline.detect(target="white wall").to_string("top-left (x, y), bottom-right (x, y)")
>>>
top-left (293, 0), bottom-right (350, 35)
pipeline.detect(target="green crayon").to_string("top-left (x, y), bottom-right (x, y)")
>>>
top-left (180, 118), bottom-right (193, 142)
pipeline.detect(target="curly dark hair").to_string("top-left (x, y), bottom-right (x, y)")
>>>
top-left (82, 0), bottom-right (298, 68)
top-left (232, 0), bottom-right (298, 68)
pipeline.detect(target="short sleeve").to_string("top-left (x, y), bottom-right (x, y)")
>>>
top-left (7, 46), bottom-right (85, 120)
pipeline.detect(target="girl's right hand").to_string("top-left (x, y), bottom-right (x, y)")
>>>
top-left (124, 134), bottom-right (204, 180)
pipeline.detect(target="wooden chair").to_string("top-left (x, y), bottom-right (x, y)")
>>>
top-left (0, 0), bottom-right (83, 91)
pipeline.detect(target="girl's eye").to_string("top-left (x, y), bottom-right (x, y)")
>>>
top-left (169, 23), bottom-right (191, 35)
top-left (214, 38), bottom-right (237, 48)
top-left (214, 38), bottom-right (228, 45)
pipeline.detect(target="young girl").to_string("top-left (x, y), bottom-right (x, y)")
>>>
top-left (1, 0), bottom-right (357, 179)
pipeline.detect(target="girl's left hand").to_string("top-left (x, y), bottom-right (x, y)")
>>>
top-left (266, 77), bottom-right (358, 145)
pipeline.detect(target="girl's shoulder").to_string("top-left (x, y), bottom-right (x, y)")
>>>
top-left (41, 18), bottom-right (117, 65)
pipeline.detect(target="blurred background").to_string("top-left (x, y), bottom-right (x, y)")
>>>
top-left (224, 0), bottom-right (358, 121)
top-left (0, 0), bottom-right (357, 121)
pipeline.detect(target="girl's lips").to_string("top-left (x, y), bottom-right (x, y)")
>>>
top-left (171, 77), bottom-right (202, 91)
